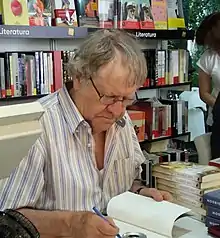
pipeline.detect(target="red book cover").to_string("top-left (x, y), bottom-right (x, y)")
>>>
top-left (139, 0), bottom-right (155, 29)
top-left (118, 0), bottom-right (140, 29)
top-left (52, 0), bottom-right (78, 27)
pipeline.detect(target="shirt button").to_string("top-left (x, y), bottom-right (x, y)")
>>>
top-left (88, 143), bottom-right (92, 148)
top-left (75, 129), bottom-right (79, 133)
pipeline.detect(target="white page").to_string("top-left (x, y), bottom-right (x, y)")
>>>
top-left (107, 192), bottom-right (191, 237)
top-left (114, 219), bottom-right (166, 238)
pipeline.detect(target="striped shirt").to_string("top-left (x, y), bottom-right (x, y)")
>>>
top-left (0, 85), bottom-right (145, 213)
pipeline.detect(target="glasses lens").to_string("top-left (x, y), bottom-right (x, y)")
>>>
top-left (100, 96), bottom-right (115, 105)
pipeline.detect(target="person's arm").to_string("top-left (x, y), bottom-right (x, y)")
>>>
top-left (198, 68), bottom-right (216, 107)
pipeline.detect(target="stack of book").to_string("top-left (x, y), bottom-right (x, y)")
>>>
top-left (152, 161), bottom-right (220, 222)
top-left (204, 189), bottom-right (220, 228)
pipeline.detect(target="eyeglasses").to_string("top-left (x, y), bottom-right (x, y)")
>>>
top-left (90, 77), bottom-right (136, 106)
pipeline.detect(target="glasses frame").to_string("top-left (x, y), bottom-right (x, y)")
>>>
top-left (89, 77), bottom-right (137, 106)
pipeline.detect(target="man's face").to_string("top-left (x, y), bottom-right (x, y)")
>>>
top-left (74, 51), bottom-right (137, 132)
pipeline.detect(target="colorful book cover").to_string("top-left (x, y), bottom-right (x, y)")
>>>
top-left (167, 0), bottom-right (185, 29)
top-left (98, 0), bottom-right (114, 28)
top-left (27, 0), bottom-right (52, 26)
top-left (139, 0), bottom-right (155, 29)
top-left (76, 0), bottom-right (99, 27)
top-left (2, 0), bottom-right (29, 25)
top-left (151, 0), bottom-right (167, 29)
top-left (118, 0), bottom-right (140, 29)
top-left (52, 0), bottom-right (78, 27)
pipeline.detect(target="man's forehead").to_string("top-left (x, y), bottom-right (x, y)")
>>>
top-left (96, 59), bottom-right (137, 95)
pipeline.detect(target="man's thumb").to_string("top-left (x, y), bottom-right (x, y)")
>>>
top-left (97, 216), bottom-right (119, 236)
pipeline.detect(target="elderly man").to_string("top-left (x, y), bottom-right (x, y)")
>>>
top-left (0, 29), bottom-right (172, 238)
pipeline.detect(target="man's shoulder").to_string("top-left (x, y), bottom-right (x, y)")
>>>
top-left (38, 91), bottom-right (59, 110)
top-left (37, 91), bottom-right (61, 125)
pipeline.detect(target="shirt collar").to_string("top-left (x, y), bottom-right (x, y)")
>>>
top-left (58, 84), bottom-right (85, 133)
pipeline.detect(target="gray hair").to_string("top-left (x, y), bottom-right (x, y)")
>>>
top-left (68, 29), bottom-right (147, 87)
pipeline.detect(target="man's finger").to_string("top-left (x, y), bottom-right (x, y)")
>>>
top-left (161, 191), bottom-right (173, 201)
top-left (149, 188), bottom-right (163, 201)
top-left (94, 215), bottom-right (119, 236)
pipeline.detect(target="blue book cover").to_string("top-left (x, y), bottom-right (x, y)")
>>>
top-left (203, 189), bottom-right (220, 209)
top-left (207, 205), bottom-right (220, 220)
top-left (206, 216), bottom-right (220, 228)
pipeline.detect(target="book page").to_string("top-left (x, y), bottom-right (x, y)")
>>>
top-left (107, 192), bottom-right (191, 237)
top-left (114, 219), bottom-right (166, 238)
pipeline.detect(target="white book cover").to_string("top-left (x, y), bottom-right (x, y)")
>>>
top-left (0, 101), bottom-right (44, 179)
top-left (107, 192), bottom-right (191, 237)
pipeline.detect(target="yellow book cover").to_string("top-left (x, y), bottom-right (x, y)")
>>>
top-left (2, 0), bottom-right (29, 25)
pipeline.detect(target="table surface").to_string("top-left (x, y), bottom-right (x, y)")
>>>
top-left (115, 217), bottom-right (212, 238)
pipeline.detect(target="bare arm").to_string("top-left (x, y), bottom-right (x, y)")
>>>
top-left (18, 209), bottom-right (75, 237)
top-left (19, 208), bottom-right (118, 238)
top-left (198, 68), bottom-right (216, 107)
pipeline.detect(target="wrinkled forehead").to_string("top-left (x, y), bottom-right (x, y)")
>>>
top-left (95, 53), bottom-right (138, 96)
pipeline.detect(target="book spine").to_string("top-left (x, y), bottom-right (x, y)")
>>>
top-left (206, 216), bottom-right (220, 228)
top-left (207, 206), bottom-right (220, 220)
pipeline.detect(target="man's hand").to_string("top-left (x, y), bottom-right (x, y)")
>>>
top-left (76, 212), bottom-right (119, 238)
top-left (139, 187), bottom-right (173, 202)
top-left (19, 209), bottom-right (119, 238)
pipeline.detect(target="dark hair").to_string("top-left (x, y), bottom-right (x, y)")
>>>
top-left (196, 12), bottom-right (220, 50)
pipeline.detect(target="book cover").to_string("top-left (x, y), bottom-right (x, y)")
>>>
top-left (98, 0), bottom-right (114, 28)
top-left (118, 0), bottom-right (140, 29)
top-left (207, 205), bottom-right (220, 220)
top-left (204, 190), bottom-right (220, 210)
top-left (151, 0), bottom-right (167, 29)
top-left (2, 0), bottom-right (29, 25)
top-left (76, 0), bottom-right (99, 27)
top-left (27, 0), bottom-right (52, 26)
top-left (139, 0), bottom-right (155, 29)
top-left (127, 110), bottom-right (145, 142)
top-left (167, 0), bottom-right (185, 29)
top-left (52, 0), bottom-right (78, 27)
top-left (206, 216), bottom-right (220, 228)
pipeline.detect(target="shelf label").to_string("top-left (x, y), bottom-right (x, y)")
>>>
top-left (0, 26), bottom-right (30, 37)
top-left (135, 31), bottom-right (157, 38)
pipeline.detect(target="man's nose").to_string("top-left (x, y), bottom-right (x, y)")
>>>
top-left (107, 101), bottom-right (125, 117)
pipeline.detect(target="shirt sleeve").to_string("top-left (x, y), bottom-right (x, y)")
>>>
top-left (197, 50), bottom-right (213, 75)
top-left (0, 136), bottom-right (45, 211)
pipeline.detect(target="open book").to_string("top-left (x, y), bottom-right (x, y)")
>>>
top-left (0, 102), bottom-right (44, 179)
top-left (107, 192), bottom-right (191, 238)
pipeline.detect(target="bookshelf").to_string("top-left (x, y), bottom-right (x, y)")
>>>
top-left (0, 26), bottom-right (195, 144)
